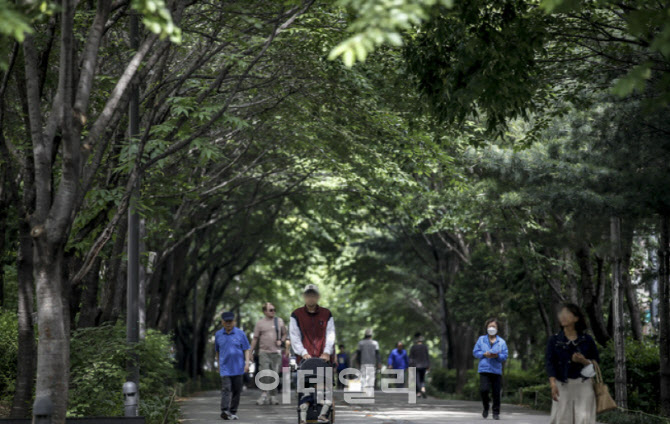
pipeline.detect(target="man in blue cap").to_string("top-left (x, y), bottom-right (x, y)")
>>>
top-left (215, 312), bottom-right (251, 420)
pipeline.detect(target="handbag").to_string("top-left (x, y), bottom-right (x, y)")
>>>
top-left (592, 362), bottom-right (618, 413)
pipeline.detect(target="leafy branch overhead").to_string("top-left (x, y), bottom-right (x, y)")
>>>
top-left (131, 0), bottom-right (181, 42)
top-left (328, 0), bottom-right (454, 66)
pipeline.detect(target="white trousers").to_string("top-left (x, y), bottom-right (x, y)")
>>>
top-left (550, 378), bottom-right (596, 424)
top-left (360, 365), bottom-right (376, 394)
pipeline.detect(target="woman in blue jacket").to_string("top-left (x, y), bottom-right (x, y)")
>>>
top-left (473, 318), bottom-right (508, 420)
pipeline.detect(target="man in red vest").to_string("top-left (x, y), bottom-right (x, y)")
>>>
top-left (290, 284), bottom-right (336, 424)
top-left (289, 284), bottom-right (336, 362)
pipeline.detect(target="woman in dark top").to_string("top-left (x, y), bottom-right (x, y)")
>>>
top-left (546, 303), bottom-right (599, 424)
top-left (409, 333), bottom-right (430, 398)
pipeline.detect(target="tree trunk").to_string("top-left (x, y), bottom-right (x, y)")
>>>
top-left (77, 256), bottom-right (102, 328)
top-left (99, 216), bottom-right (127, 323)
top-left (522, 335), bottom-right (533, 371)
top-left (576, 245), bottom-right (611, 345)
top-left (146, 253), bottom-right (167, 328)
top-left (33, 250), bottom-right (70, 423)
top-left (0, 34), bottom-right (18, 311)
top-left (545, 269), bottom-right (565, 324)
top-left (67, 252), bottom-right (83, 330)
top-left (610, 217), bottom-right (628, 408)
top-left (530, 278), bottom-right (553, 338)
top-left (10, 220), bottom-right (36, 418)
top-left (139, 222), bottom-right (146, 339)
top-left (437, 280), bottom-right (449, 369)
top-left (0, 183), bottom-right (7, 308)
top-left (448, 321), bottom-right (474, 394)
top-left (659, 213), bottom-right (670, 416)
top-left (623, 269), bottom-right (643, 341)
top-left (157, 244), bottom-right (189, 332)
top-left (566, 250), bottom-right (580, 305)
top-left (9, 107), bottom-right (36, 417)
top-left (621, 224), bottom-right (643, 341)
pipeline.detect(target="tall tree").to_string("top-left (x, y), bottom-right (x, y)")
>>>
top-left (611, 217), bottom-right (628, 407)
top-left (660, 213), bottom-right (670, 416)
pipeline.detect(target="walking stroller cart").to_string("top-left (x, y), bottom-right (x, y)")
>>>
top-left (296, 358), bottom-right (335, 424)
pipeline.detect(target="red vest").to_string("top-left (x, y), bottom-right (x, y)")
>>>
top-left (291, 305), bottom-right (332, 358)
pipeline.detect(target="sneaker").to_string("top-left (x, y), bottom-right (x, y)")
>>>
top-left (270, 396), bottom-right (279, 405)
top-left (317, 416), bottom-right (329, 423)
top-left (492, 414), bottom-right (500, 420)
top-left (220, 411), bottom-right (231, 420)
top-left (230, 414), bottom-right (239, 420)
top-left (256, 395), bottom-right (267, 405)
top-left (482, 409), bottom-right (489, 419)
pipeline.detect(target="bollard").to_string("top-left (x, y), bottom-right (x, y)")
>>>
top-left (123, 381), bottom-right (139, 417)
top-left (33, 396), bottom-right (53, 424)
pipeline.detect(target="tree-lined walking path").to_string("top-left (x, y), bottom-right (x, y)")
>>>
top-left (3, 0), bottom-right (670, 422)
top-left (180, 389), bottom-right (552, 423)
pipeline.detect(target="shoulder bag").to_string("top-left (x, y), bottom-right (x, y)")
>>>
top-left (593, 361), bottom-right (618, 414)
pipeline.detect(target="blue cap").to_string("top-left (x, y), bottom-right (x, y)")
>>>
top-left (221, 311), bottom-right (235, 321)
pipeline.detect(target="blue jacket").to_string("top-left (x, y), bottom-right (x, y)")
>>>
top-left (215, 327), bottom-right (250, 377)
top-left (473, 335), bottom-right (508, 375)
top-left (387, 348), bottom-right (409, 370)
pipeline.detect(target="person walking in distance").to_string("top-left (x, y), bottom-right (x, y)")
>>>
top-left (280, 341), bottom-right (291, 391)
top-left (409, 333), bottom-right (430, 398)
top-left (357, 328), bottom-right (381, 396)
top-left (546, 303), bottom-right (599, 424)
top-left (387, 342), bottom-right (409, 388)
top-left (336, 344), bottom-right (350, 389)
top-left (251, 302), bottom-right (287, 406)
top-left (215, 312), bottom-right (251, 420)
top-left (473, 318), bottom-right (508, 420)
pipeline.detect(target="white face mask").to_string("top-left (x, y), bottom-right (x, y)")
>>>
top-left (487, 327), bottom-right (498, 336)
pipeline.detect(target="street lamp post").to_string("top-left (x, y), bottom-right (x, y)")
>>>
top-left (127, 10), bottom-right (141, 386)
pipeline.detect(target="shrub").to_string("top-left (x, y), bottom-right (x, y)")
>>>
top-left (176, 370), bottom-right (221, 396)
top-left (69, 321), bottom-right (178, 424)
top-left (428, 368), bottom-right (500, 401)
top-left (598, 338), bottom-right (660, 414)
top-left (429, 361), bottom-right (546, 403)
top-left (427, 367), bottom-right (452, 395)
top-left (502, 366), bottom-right (546, 394)
top-left (518, 383), bottom-right (552, 411)
top-left (0, 309), bottom-right (18, 402)
top-left (512, 339), bottom-right (663, 418)
top-left (598, 410), bottom-right (670, 424)
top-left (460, 370), bottom-right (480, 400)
top-left (428, 367), bottom-right (479, 398)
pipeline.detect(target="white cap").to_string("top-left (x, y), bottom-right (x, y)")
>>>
top-left (303, 284), bottom-right (320, 295)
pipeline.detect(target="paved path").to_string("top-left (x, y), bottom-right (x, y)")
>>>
top-left (179, 389), bottom-right (552, 424)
